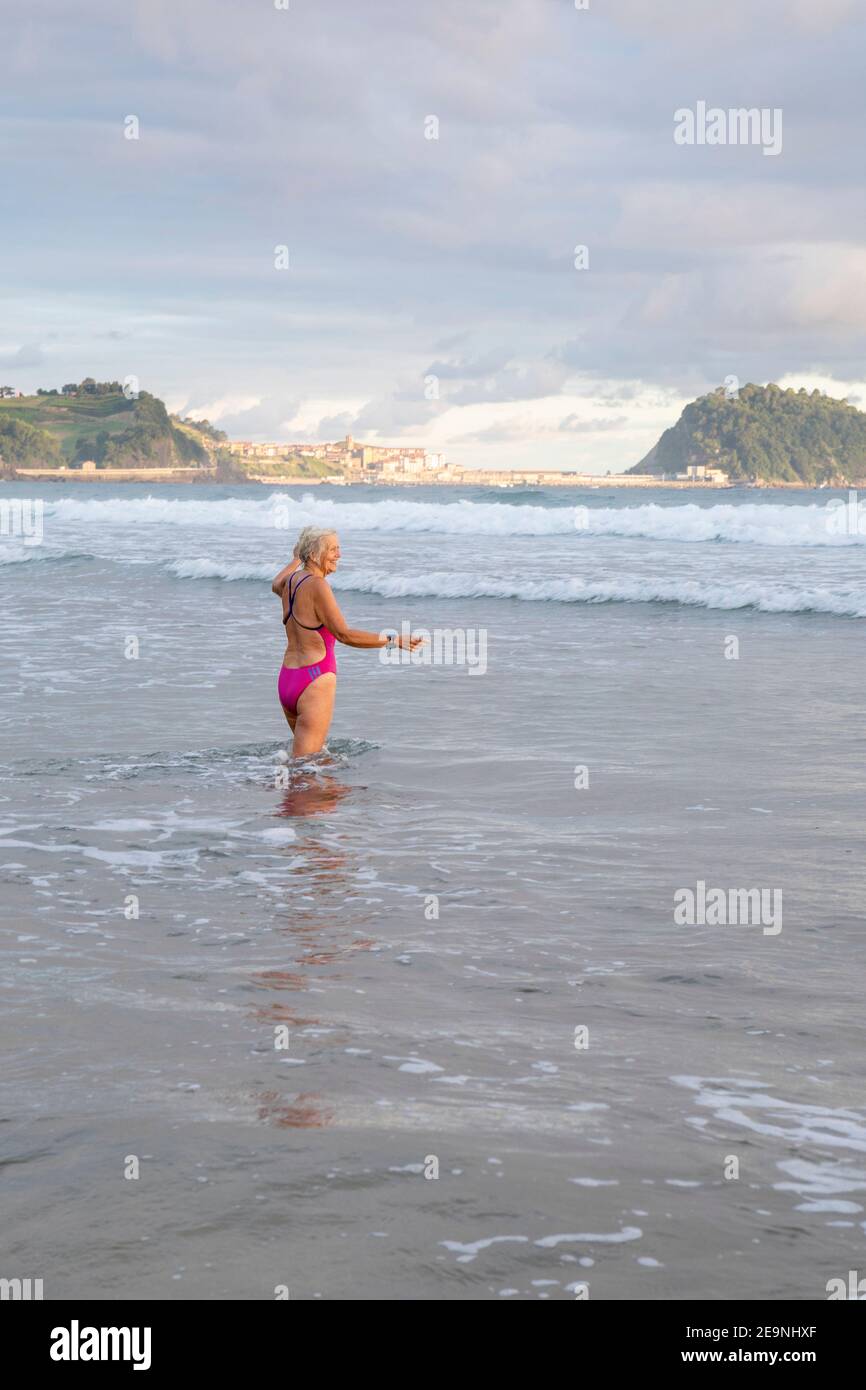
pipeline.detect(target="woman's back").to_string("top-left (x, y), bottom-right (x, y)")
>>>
top-left (282, 571), bottom-right (328, 669)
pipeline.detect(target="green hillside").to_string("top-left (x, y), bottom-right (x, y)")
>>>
top-left (631, 383), bottom-right (866, 484)
top-left (244, 453), bottom-right (337, 479)
top-left (0, 380), bottom-right (214, 469)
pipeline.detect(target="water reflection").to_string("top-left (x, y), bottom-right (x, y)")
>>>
top-left (247, 766), bottom-right (376, 1129)
top-left (255, 1089), bottom-right (334, 1129)
top-left (275, 768), bottom-right (355, 819)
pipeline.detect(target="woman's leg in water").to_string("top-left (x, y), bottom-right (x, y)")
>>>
top-left (293, 673), bottom-right (336, 756)
top-left (281, 704), bottom-right (296, 734)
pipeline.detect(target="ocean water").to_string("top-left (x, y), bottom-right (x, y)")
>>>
top-left (2, 480), bottom-right (865, 1301)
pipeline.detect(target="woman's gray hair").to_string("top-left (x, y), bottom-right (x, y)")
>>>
top-left (296, 526), bottom-right (336, 565)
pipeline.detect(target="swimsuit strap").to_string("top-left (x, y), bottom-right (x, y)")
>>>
top-left (287, 571), bottom-right (312, 614)
top-left (284, 571), bottom-right (324, 630)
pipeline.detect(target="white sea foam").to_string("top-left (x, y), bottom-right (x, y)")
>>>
top-left (775, 1158), bottom-right (866, 1198)
top-left (0, 545), bottom-right (34, 565)
top-left (332, 570), bottom-right (866, 617)
top-left (535, 1226), bottom-right (643, 1248)
top-left (440, 1235), bottom-right (530, 1262)
top-left (796, 1200), bottom-right (862, 1213)
top-left (166, 559), bottom-right (866, 616)
top-left (43, 493), bottom-right (866, 545)
top-left (168, 557), bottom-right (273, 581)
top-left (0, 838), bottom-right (199, 868)
top-left (673, 1075), bottom-right (866, 1152)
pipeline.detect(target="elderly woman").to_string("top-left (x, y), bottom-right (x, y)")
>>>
top-left (271, 527), bottom-right (422, 756)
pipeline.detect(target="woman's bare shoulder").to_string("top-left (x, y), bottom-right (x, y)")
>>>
top-left (296, 572), bottom-right (331, 611)
top-left (307, 574), bottom-right (334, 598)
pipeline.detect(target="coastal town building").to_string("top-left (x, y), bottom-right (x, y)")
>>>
top-left (227, 434), bottom-right (446, 477)
top-left (219, 436), bottom-right (731, 487)
top-left (678, 463), bottom-right (729, 484)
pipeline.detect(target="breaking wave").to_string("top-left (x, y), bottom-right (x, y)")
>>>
top-left (40, 493), bottom-right (866, 546)
top-left (164, 561), bottom-right (866, 617)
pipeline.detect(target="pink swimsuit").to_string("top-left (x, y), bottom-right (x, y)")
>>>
top-left (278, 572), bottom-right (338, 717)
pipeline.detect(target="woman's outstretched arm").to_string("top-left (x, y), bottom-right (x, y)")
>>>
top-left (313, 580), bottom-right (423, 650)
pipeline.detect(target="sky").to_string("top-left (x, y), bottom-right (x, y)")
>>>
top-left (2, 0), bottom-right (866, 473)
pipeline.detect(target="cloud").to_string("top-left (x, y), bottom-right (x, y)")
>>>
top-left (194, 396), bottom-right (299, 438)
top-left (609, 0), bottom-right (859, 42)
top-left (444, 358), bottom-right (572, 406)
top-left (1, 0), bottom-right (865, 464)
top-left (425, 349), bottom-right (513, 381)
top-left (558, 414), bottom-right (629, 434)
top-left (345, 392), bottom-right (444, 437)
top-left (0, 343), bottom-right (45, 369)
top-left (453, 416), bottom-right (543, 445)
top-left (455, 409), bottom-right (631, 444)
